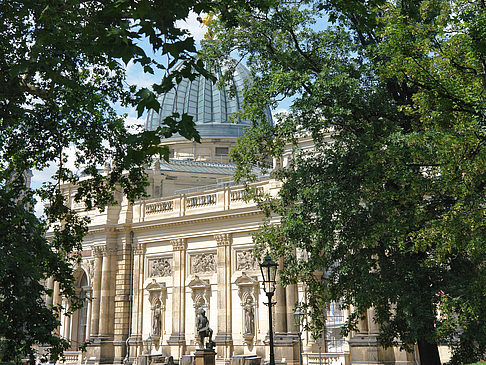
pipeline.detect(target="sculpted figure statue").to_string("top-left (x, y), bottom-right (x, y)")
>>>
top-left (152, 301), bottom-right (161, 336)
top-left (243, 298), bottom-right (255, 336)
top-left (196, 308), bottom-right (214, 349)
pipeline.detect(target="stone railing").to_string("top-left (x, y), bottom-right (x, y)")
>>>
top-left (63, 350), bottom-right (82, 363)
top-left (230, 187), bottom-right (264, 202)
top-left (145, 200), bottom-right (174, 214)
top-left (305, 352), bottom-right (349, 365)
top-left (186, 193), bottom-right (216, 208)
top-left (138, 181), bottom-right (272, 222)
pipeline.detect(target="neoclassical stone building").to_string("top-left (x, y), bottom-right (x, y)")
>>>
top-left (46, 59), bottom-right (427, 365)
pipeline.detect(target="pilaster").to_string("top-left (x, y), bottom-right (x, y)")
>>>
top-left (214, 234), bottom-right (233, 360)
top-left (128, 242), bottom-right (145, 362)
top-left (168, 238), bottom-right (187, 359)
top-left (90, 246), bottom-right (103, 338)
top-left (113, 235), bottom-right (132, 363)
top-left (273, 258), bottom-right (298, 365)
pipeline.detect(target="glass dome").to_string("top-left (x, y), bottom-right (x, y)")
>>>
top-left (145, 58), bottom-right (272, 139)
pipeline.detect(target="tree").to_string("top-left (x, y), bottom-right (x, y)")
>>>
top-left (0, 0), bottom-right (216, 362)
top-left (203, 1), bottom-right (486, 364)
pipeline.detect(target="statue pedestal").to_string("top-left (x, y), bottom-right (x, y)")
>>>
top-left (194, 349), bottom-right (216, 365)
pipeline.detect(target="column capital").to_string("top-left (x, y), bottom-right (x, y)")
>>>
top-left (215, 233), bottom-right (232, 247)
top-left (134, 243), bottom-right (145, 255)
top-left (92, 245), bottom-right (104, 258)
top-left (171, 238), bottom-right (187, 251)
top-left (102, 246), bottom-right (117, 256)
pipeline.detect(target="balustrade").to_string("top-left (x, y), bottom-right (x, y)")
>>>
top-left (186, 193), bottom-right (216, 208)
top-left (139, 183), bottom-right (268, 221)
top-left (145, 200), bottom-right (174, 215)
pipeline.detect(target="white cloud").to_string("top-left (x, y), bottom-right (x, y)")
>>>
top-left (176, 11), bottom-right (207, 42)
top-left (125, 115), bottom-right (146, 133)
top-left (125, 60), bottom-right (160, 89)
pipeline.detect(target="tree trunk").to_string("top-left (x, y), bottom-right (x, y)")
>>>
top-left (417, 339), bottom-right (441, 365)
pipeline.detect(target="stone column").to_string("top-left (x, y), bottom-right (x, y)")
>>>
top-left (99, 245), bottom-right (116, 337)
top-left (62, 298), bottom-right (71, 341)
top-left (214, 234), bottom-right (233, 359)
top-left (285, 283), bottom-right (298, 334)
top-left (113, 235), bottom-right (133, 363)
top-left (90, 246), bottom-right (103, 337)
top-left (46, 277), bottom-right (54, 307)
top-left (274, 258), bottom-right (298, 365)
top-left (129, 242), bottom-right (145, 361)
top-left (53, 281), bottom-right (61, 335)
top-left (168, 238), bottom-right (187, 358)
top-left (367, 307), bottom-right (380, 334)
top-left (274, 257), bottom-right (287, 334)
top-left (85, 287), bottom-right (93, 340)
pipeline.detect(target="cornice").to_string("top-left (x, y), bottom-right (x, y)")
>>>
top-left (131, 210), bottom-right (264, 233)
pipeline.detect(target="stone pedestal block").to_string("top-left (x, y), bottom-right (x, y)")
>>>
top-left (273, 333), bottom-right (298, 365)
top-left (194, 349), bottom-right (217, 365)
top-left (348, 334), bottom-right (415, 365)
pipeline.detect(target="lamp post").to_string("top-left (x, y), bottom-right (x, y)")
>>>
top-left (260, 254), bottom-right (278, 365)
top-left (293, 309), bottom-right (305, 365)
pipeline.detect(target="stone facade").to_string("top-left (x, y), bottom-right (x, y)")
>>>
top-left (44, 57), bottom-right (425, 365)
top-left (48, 159), bottom-right (421, 365)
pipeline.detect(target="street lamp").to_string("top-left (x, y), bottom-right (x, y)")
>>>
top-left (293, 309), bottom-right (305, 365)
top-left (260, 254), bottom-right (278, 365)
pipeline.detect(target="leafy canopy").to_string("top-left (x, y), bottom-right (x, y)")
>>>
top-left (0, 0), bottom-right (219, 362)
top-left (204, 0), bottom-right (486, 364)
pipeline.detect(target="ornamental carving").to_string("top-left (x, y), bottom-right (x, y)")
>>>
top-left (145, 279), bottom-right (167, 347)
top-left (171, 238), bottom-right (186, 251)
top-left (215, 233), bottom-right (232, 247)
top-left (235, 273), bottom-right (259, 343)
top-left (92, 245), bottom-right (103, 258)
top-left (236, 250), bottom-right (259, 271)
top-left (86, 259), bottom-right (95, 282)
top-left (102, 246), bottom-right (117, 256)
top-left (188, 276), bottom-right (211, 310)
top-left (191, 253), bottom-right (216, 274)
top-left (134, 243), bottom-right (145, 255)
top-left (148, 257), bottom-right (172, 277)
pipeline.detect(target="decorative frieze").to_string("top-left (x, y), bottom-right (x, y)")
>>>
top-left (215, 233), bottom-right (232, 247)
top-left (148, 257), bottom-right (172, 277)
top-left (236, 250), bottom-right (259, 271)
top-left (191, 253), bottom-right (216, 274)
top-left (171, 238), bottom-right (186, 251)
top-left (145, 201), bottom-right (173, 215)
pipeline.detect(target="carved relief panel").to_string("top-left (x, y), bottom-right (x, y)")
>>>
top-left (190, 253), bottom-right (216, 274)
top-left (148, 257), bottom-right (172, 277)
top-left (236, 250), bottom-right (259, 272)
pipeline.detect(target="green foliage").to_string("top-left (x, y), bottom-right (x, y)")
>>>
top-left (0, 0), bottom-right (216, 362)
top-left (206, 0), bottom-right (486, 363)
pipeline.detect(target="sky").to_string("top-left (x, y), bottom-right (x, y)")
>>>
top-left (31, 12), bottom-right (291, 217)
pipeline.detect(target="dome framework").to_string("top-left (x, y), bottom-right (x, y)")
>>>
top-left (145, 59), bottom-right (272, 139)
